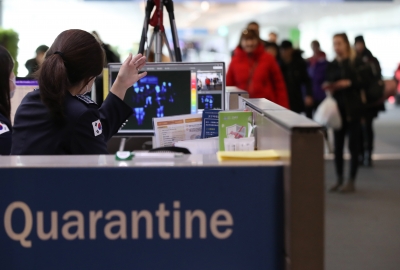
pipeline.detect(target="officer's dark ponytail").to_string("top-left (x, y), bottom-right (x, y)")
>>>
top-left (0, 46), bottom-right (14, 121)
top-left (38, 29), bottom-right (104, 119)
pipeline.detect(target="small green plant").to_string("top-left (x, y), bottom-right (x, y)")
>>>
top-left (0, 28), bottom-right (19, 75)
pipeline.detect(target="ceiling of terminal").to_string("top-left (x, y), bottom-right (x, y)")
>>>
top-left (171, 1), bottom-right (398, 29)
top-left (3, 0), bottom-right (400, 76)
top-left (4, 0), bottom-right (399, 31)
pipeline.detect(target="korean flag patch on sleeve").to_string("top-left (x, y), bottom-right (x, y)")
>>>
top-left (92, 120), bottom-right (103, 136)
top-left (0, 122), bottom-right (10, 135)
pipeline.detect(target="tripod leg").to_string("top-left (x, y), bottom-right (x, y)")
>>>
top-left (147, 31), bottom-right (155, 60)
top-left (161, 31), bottom-right (175, 62)
top-left (164, 0), bottom-right (182, 62)
top-left (138, 0), bottom-right (155, 55)
top-left (138, 17), bottom-right (149, 55)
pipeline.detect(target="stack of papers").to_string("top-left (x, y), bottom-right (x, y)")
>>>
top-left (153, 114), bottom-right (202, 147)
top-left (217, 150), bottom-right (280, 161)
top-left (175, 137), bottom-right (219, 155)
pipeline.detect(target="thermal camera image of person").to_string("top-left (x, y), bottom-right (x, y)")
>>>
top-left (200, 95), bottom-right (214, 109)
top-left (162, 82), bottom-right (167, 93)
top-left (207, 95), bottom-right (214, 109)
top-left (144, 84), bottom-right (153, 107)
top-left (132, 86), bottom-right (146, 125)
top-left (155, 85), bottom-right (166, 117)
top-left (167, 82), bottom-right (176, 103)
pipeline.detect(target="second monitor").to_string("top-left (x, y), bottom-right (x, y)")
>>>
top-left (108, 62), bottom-right (225, 135)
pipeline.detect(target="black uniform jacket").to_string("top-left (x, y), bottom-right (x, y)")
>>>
top-left (11, 90), bottom-right (132, 155)
top-left (0, 113), bottom-right (12, 155)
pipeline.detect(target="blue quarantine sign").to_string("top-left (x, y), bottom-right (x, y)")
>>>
top-left (0, 166), bottom-right (283, 270)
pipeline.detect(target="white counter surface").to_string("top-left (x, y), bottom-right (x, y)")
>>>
top-left (0, 155), bottom-right (284, 168)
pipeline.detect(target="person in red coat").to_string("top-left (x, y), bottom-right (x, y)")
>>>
top-left (227, 29), bottom-right (289, 108)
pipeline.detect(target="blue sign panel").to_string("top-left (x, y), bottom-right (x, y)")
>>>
top-left (0, 166), bottom-right (283, 269)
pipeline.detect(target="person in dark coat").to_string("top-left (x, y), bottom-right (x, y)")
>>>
top-left (279, 40), bottom-right (313, 115)
top-left (354, 35), bottom-right (385, 167)
top-left (265, 42), bottom-right (280, 62)
top-left (92, 31), bottom-right (121, 64)
top-left (307, 40), bottom-right (328, 118)
top-left (227, 29), bottom-right (289, 108)
top-left (12, 29), bottom-right (147, 155)
top-left (0, 46), bottom-right (16, 155)
top-left (325, 33), bottom-right (367, 193)
top-left (25, 45), bottom-right (49, 77)
top-left (92, 31), bottom-right (121, 106)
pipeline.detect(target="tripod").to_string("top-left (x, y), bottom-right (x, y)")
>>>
top-left (138, 0), bottom-right (182, 62)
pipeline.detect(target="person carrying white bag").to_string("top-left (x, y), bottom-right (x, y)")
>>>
top-left (314, 92), bottom-right (342, 130)
top-left (322, 33), bottom-right (367, 194)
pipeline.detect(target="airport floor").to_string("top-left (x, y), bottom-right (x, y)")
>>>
top-left (325, 103), bottom-right (400, 270)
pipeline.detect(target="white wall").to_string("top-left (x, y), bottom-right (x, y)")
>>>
top-left (3, 0), bottom-right (400, 77)
top-left (3, 0), bottom-right (144, 76)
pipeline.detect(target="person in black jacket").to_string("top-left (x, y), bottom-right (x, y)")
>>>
top-left (0, 46), bottom-right (16, 155)
top-left (11, 29), bottom-right (147, 155)
top-left (91, 31), bottom-right (121, 106)
top-left (325, 33), bottom-right (366, 193)
top-left (265, 42), bottom-right (280, 62)
top-left (354, 35), bottom-right (385, 167)
top-left (279, 40), bottom-right (313, 116)
top-left (25, 45), bottom-right (49, 77)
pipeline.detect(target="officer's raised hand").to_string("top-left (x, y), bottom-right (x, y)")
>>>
top-left (111, 53), bottom-right (147, 100)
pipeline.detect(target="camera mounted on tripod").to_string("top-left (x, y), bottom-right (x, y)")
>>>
top-left (138, 0), bottom-right (182, 63)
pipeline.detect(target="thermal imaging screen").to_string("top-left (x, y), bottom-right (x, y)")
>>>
top-left (123, 71), bottom-right (191, 131)
top-left (109, 62), bottom-right (225, 134)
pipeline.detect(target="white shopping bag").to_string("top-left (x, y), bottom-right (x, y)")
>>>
top-left (314, 94), bottom-right (342, 130)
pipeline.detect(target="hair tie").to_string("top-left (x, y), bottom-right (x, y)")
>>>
top-left (54, 51), bottom-right (64, 58)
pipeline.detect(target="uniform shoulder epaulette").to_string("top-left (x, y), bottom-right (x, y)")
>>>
top-left (76, 95), bottom-right (97, 105)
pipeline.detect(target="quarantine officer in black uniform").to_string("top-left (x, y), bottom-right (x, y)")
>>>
top-left (0, 46), bottom-right (16, 155)
top-left (11, 29), bottom-right (147, 155)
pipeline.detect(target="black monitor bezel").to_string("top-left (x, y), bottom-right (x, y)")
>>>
top-left (108, 62), bottom-right (225, 136)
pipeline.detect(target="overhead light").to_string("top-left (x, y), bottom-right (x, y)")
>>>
top-left (201, 1), bottom-right (210, 12)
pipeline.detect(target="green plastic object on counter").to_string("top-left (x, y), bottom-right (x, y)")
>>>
top-left (218, 111), bottom-right (253, 151)
top-left (115, 151), bottom-right (134, 161)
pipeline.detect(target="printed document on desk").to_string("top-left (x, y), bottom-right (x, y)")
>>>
top-left (153, 114), bottom-right (202, 147)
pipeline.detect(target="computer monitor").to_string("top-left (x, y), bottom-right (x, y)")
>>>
top-left (108, 62), bottom-right (225, 135)
top-left (11, 78), bottom-right (39, 124)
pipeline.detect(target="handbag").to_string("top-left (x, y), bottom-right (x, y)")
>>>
top-left (365, 79), bottom-right (385, 106)
top-left (313, 93), bottom-right (342, 130)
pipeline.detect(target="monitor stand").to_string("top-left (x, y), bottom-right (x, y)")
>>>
top-left (119, 138), bottom-right (127, 151)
